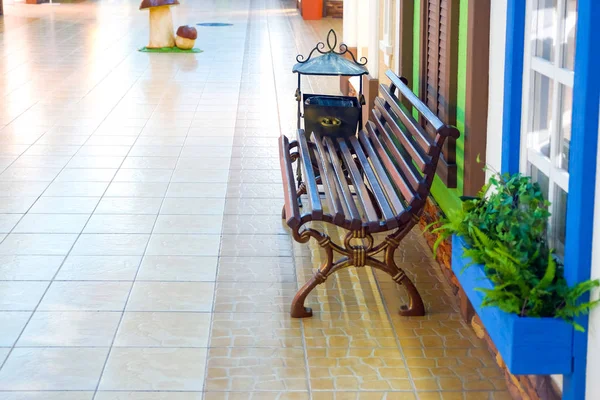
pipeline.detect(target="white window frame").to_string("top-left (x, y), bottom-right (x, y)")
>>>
top-left (520, 0), bottom-right (576, 254)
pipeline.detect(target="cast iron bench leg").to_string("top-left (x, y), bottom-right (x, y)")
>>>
top-left (290, 227), bottom-right (425, 318)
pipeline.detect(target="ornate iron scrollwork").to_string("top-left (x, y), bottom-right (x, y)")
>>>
top-left (295, 29), bottom-right (368, 66)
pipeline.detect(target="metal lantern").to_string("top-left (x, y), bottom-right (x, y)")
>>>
top-left (292, 29), bottom-right (368, 139)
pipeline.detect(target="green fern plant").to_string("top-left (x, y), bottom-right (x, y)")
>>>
top-left (429, 172), bottom-right (600, 331)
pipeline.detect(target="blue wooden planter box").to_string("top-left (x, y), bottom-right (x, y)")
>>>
top-left (451, 235), bottom-right (573, 375)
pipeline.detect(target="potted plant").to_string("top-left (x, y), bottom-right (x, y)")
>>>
top-left (429, 173), bottom-right (600, 375)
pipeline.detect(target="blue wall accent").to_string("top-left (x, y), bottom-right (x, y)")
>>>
top-left (500, 0), bottom-right (526, 174)
top-left (562, 0), bottom-right (600, 398)
top-left (452, 236), bottom-right (574, 375)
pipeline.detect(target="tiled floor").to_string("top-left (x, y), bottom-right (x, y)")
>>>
top-left (0, 0), bottom-right (509, 399)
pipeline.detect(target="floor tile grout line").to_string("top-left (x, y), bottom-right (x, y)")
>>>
top-left (0, 389), bottom-right (508, 393)
top-left (200, 1), bottom-right (253, 395)
top-left (0, 9), bottom-right (156, 177)
top-left (89, 59), bottom-right (209, 400)
top-left (1, 19), bottom-right (234, 363)
top-left (0, 58), bottom-right (156, 374)
top-left (0, 68), bottom-right (155, 245)
top-left (0, 26), bottom-right (93, 140)
top-left (373, 267), bottom-right (421, 394)
top-left (266, 0), bottom-right (326, 395)
top-left (262, 4), bottom-right (320, 395)
top-left (3, 343), bottom-right (469, 349)
top-left (87, 14), bottom-right (252, 395)
top-left (0, 253), bottom-right (294, 257)
top-left (1, 279), bottom-right (295, 283)
top-left (0, 391), bottom-right (506, 396)
top-left (2, 309), bottom-right (406, 314)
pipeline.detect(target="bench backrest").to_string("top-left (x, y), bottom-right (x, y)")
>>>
top-left (364, 69), bottom-right (460, 213)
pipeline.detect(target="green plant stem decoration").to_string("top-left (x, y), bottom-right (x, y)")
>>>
top-left (139, 47), bottom-right (203, 53)
top-left (428, 172), bottom-right (600, 331)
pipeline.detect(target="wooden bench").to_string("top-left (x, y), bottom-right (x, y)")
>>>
top-left (279, 70), bottom-right (460, 318)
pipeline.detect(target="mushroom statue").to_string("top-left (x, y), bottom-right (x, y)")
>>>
top-left (175, 26), bottom-right (198, 50)
top-left (140, 0), bottom-right (180, 49)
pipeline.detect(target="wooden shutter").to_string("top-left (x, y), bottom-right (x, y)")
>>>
top-left (420, 0), bottom-right (459, 188)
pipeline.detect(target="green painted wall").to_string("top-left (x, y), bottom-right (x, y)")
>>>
top-left (412, 0), bottom-right (469, 215)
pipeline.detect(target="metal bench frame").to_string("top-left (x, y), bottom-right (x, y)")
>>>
top-left (279, 70), bottom-right (460, 318)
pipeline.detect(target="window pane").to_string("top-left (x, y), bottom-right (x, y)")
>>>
top-left (530, 165), bottom-right (550, 200)
top-left (529, 73), bottom-right (554, 159)
top-left (562, 0), bottom-right (577, 70)
top-left (533, 0), bottom-right (557, 62)
top-left (553, 185), bottom-right (568, 258)
top-left (559, 85), bottom-right (572, 171)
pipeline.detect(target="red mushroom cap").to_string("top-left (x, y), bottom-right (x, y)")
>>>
top-left (140, 0), bottom-right (180, 10)
top-left (176, 25), bottom-right (198, 40)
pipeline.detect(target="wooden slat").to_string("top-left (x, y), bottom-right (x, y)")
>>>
top-left (310, 133), bottom-right (345, 224)
top-left (278, 135), bottom-right (301, 229)
top-left (351, 134), bottom-right (402, 224)
top-left (357, 130), bottom-right (406, 215)
top-left (322, 136), bottom-right (362, 229)
top-left (337, 138), bottom-right (380, 229)
top-left (404, 40), bottom-right (447, 132)
top-left (374, 97), bottom-right (429, 170)
top-left (364, 122), bottom-right (415, 204)
top-left (380, 82), bottom-right (433, 152)
top-left (297, 130), bottom-right (322, 219)
top-left (371, 108), bottom-right (422, 190)
top-left (279, 67), bottom-right (462, 234)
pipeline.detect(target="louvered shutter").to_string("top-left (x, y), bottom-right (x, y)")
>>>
top-left (420, 0), bottom-right (459, 188)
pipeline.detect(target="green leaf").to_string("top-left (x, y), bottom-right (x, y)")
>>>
top-left (423, 171), bottom-right (600, 326)
top-left (536, 252), bottom-right (556, 290)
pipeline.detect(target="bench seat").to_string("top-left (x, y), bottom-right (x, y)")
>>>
top-left (279, 70), bottom-right (460, 318)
